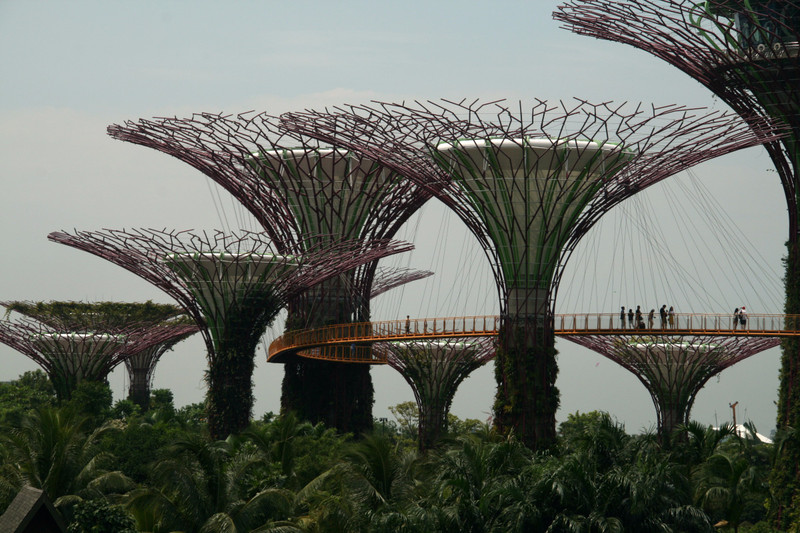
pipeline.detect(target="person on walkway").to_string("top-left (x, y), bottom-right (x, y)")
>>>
top-left (733, 308), bottom-right (740, 330)
top-left (628, 307), bottom-right (634, 329)
top-left (660, 305), bottom-right (667, 329)
top-left (405, 315), bottom-right (411, 334)
top-left (648, 309), bottom-right (655, 329)
top-left (635, 306), bottom-right (643, 327)
top-left (668, 306), bottom-right (675, 329)
top-left (739, 306), bottom-right (747, 328)
top-left (620, 306), bottom-right (625, 329)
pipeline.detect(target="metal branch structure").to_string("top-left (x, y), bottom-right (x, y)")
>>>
top-left (124, 325), bottom-right (198, 409)
top-left (553, 0), bottom-right (800, 518)
top-left (48, 228), bottom-right (410, 438)
top-left (1, 300), bottom-right (198, 409)
top-left (553, 2), bottom-right (799, 231)
top-left (107, 112), bottom-right (432, 434)
top-left (369, 267), bottom-right (434, 300)
top-left (561, 334), bottom-right (780, 443)
top-left (373, 337), bottom-right (495, 450)
top-left (282, 98), bottom-right (780, 448)
top-left (0, 312), bottom-right (195, 402)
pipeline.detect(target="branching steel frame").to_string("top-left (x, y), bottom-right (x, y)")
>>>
top-left (1, 300), bottom-right (199, 408)
top-left (281, 98), bottom-right (781, 448)
top-left (0, 312), bottom-right (197, 402)
top-left (282, 99), bottom-right (780, 321)
top-left (373, 337), bottom-right (496, 450)
top-left (107, 112), bottom-right (432, 433)
top-left (107, 112), bottom-right (433, 314)
top-left (47, 228), bottom-right (410, 437)
top-left (554, 1), bottom-right (800, 236)
top-left (369, 267), bottom-right (434, 299)
top-left (562, 333), bottom-right (780, 443)
top-left (124, 326), bottom-right (198, 409)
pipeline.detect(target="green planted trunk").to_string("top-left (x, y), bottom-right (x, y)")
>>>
top-left (281, 276), bottom-right (374, 435)
top-left (493, 319), bottom-right (559, 450)
top-left (772, 239), bottom-right (800, 529)
top-left (206, 345), bottom-right (256, 439)
top-left (281, 358), bottom-right (374, 435)
top-left (204, 289), bottom-right (281, 440)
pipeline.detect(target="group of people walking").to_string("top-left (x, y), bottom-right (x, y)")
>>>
top-left (616, 305), bottom-right (750, 330)
top-left (619, 305), bottom-right (675, 330)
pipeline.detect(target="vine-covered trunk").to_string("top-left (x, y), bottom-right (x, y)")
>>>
top-left (772, 236), bottom-right (800, 528)
top-left (493, 317), bottom-right (559, 450)
top-left (51, 373), bottom-right (77, 403)
top-left (657, 400), bottom-right (685, 448)
top-left (206, 347), bottom-right (255, 440)
top-left (281, 276), bottom-right (374, 435)
top-left (128, 368), bottom-right (150, 411)
top-left (418, 390), bottom-right (450, 452)
top-left (281, 358), bottom-right (373, 434)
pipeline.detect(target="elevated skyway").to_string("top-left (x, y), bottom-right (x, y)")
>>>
top-left (268, 313), bottom-right (800, 364)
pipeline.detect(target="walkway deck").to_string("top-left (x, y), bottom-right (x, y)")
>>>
top-left (268, 313), bottom-right (800, 364)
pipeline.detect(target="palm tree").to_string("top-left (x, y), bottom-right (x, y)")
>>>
top-left (126, 433), bottom-right (293, 532)
top-left (674, 421), bottom-right (737, 472)
top-left (241, 412), bottom-right (314, 486)
top-left (425, 434), bottom-right (533, 532)
top-left (0, 406), bottom-right (131, 517)
top-left (263, 432), bottom-right (425, 532)
top-left (695, 452), bottom-right (762, 533)
top-left (601, 448), bottom-right (709, 532)
top-left (695, 425), bottom-right (774, 532)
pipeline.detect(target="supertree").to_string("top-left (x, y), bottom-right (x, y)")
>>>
top-left (1, 300), bottom-right (198, 409)
top-left (123, 324), bottom-right (198, 409)
top-left (48, 228), bottom-right (410, 438)
top-left (553, 0), bottom-right (800, 518)
top-left (372, 337), bottom-right (496, 450)
top-left (106, 112), bottom-right (433, 434)
top-left (282, 98), bottom-right (780, 448)
top-left (561, 333), bottom-right (780, 443)
top-left (0, 309), bottom-right (196, 402)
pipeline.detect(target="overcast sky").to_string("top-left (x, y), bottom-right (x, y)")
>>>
top-left (0, 1), bottom-right (789, 434)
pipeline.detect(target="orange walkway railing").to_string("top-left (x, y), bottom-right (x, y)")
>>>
top-left (268, 312), bottom-right (800, 364)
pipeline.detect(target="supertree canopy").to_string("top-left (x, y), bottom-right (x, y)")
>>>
top-left (561, 333), bottom-right (780, 443)
top-left (282, 98), bottom-right (781, 448)
top-left (553, 0), bottom-right (800, 519)
top-left (107, 112), bottom-right (432, 434)
top-left (1, 300), bottom-right (198, 409)
top-left (373, 337), bottom-right (495, 450)
top-left (0, 303), bottom-right (197, 402)
top-left (48, 228), bottom-right (411, 438)
top-left (1, 300), bottom-right (186, 329)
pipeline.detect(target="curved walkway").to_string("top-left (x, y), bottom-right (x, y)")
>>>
top-left (268, 313), bottom-right (800, 364)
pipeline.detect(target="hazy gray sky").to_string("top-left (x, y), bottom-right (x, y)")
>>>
top-left (0, 1), bottom-right (788, 434)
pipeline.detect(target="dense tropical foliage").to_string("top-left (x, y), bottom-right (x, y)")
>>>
top-left (0, 373), bottom-right (795, 532)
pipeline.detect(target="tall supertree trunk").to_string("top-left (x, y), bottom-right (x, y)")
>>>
top-left (774, 236), bottom-right (800, 526)
top-left (282, 276), bottom-right (375, 434)
top-left (494, 319), bottom-right (559, 447)
top-left (281, 357), bottom-right (374, 435)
